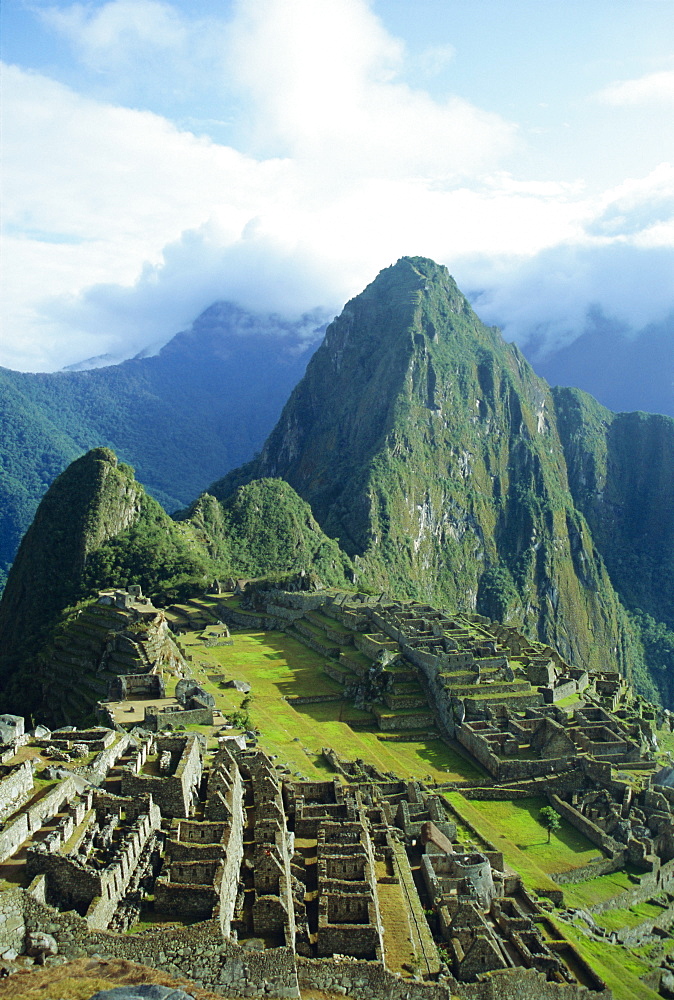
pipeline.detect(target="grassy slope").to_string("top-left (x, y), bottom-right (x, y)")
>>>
top-left (185, 621), bottom-right (667, 998)
top-left (180, 626), bottom-right (481, 782)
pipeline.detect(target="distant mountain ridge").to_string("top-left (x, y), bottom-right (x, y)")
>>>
top-left (1, 257), bottom-right (673, 714)
top-left (522, 311), bottom-right (674, 419)
top-left (0, 302), bottom-right (325, 589)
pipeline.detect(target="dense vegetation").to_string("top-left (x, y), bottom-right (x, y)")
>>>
top-left (0, 451), bottom-right (352, 718)
top-left (213, 257), bottom-right (669, 693)
top-left (1, 257), bottom-right (672, 708)
top-left (0, 302), bottom-right (321, 590)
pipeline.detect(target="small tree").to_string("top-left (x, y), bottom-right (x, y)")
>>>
top-left (539, 805), bottom-right (561, 843)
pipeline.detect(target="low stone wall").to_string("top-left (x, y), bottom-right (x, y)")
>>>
top-left (549, 795), bottom-right (622, 854)
top-left (544, 679), bottom-right (578, 704)
top-left (587, 855), bottom-right (674, 914)
top-left (460, 770), bottom-right (586, 800)
top-left (0, 759), bottom-right (34, 824)
top-left (214, 606), bottom-right (279, 631)
top-left (264, 603), bottom-right (305, 623)
top-left (143, 705), bottom-right (213, 731)
top-left (339, 651), bottom-right (371, 676)
top-left (23, 776), bottom-right (79, 836)
top-left (289, 625), bottom-right (340, 660)
top-left (285, 694), bottom-right (343, 706)
top-left (297, 958), bottom-right (609, 1000)
top-left (614, 897), bottom-right (674, 945)
top-left (298, 957), bottom-right (454, 999)
top-left (18, 891), bottom-right (300, 998)
top-left (83, 734), bottom-right (131, 783)
top-left (263, 591), bottom-right (331, 611)
top-left (0, 887), bottom-right (26, 952)
top-left (552, 854), bottom-right (626, 885)
top-left (323, 623), bottom-right (354, 645)
top-left (372, 707), bottom-right (435, 731)
top-left (455, 724), bottom-right (588, 784)
top-left (354, 633), bottom-right (398, 660)
top-left (0, 811), bottom-right (30, 864)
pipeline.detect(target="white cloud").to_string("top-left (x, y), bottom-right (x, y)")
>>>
top-left (2, 0), bottom-right (674, 371)
top-left (226, 0), bottom-right (516, 179)
top-left (465, 242), bottom-right (674, 355)
top-left (417, 43), bottom-right (456, 79)
top-left (42, 0), bottom-right (187, 67)
top-left (597, 69), bottom-right (674, 107)
top-left (0, 63), bottom-right (290, 368)
top-left (584, 163), bottom-right (674, 241)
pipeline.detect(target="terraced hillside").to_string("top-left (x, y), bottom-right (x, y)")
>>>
top-left (141, 590), bottom-right (672, 1000)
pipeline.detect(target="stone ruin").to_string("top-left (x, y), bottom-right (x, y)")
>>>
top-left (5, 585), bottom-right (674, 997)
top-left (0, 718), bottom-right (616, 999)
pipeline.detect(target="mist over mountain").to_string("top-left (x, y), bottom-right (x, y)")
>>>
top-left (0, 302), bottom-right (324, 590)
top-left (1, 257), bottom-right (673, 710)
top-left (520, 310), bottom-right (674, 419)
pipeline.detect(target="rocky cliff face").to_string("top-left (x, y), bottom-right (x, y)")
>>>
top-left (552, 389), bottom-right (674, 698)
top-left (212, 257), bottom-right (648, 678)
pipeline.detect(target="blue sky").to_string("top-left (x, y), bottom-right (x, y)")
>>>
top-left (1, 0), bottom-right (673, 370)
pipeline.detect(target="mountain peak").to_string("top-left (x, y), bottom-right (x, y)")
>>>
top-left (211, 258), bottom-right (638, 678)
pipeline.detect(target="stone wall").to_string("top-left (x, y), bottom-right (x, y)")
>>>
top-left (0, 776), bottom-right (85, 863)
top-left (400, 642), bottom-right (456, 737)
top-left (0, 759), bottom-right (34, 824)
top-left (0, 887), bottom-right (26, 953)
top-left (456, 725), bottom-right (574, 782)
top-left (83, 733), bottom-right (130, 784)
top-left (296, 958), bottom-right (609, 1000)
top-left (26, 795), bottom-right (161, 929)
top-left (143, 704), bottom-right (214, 731)
top-left (121, 734), bottom-right (202, 817)
top-left (18, 890), bottom-right (301, 998)
top-left (549, 795), bottom-right (623, 854)
top-left (586, 855), bottom-right (674, 914)
top-left (285, 694), bottom-right (343, 706)
top-left (552, 854), bottom-right (626, 885)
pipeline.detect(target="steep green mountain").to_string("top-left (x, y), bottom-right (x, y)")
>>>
top-left (212, 256), bottom-right (672, 692)
top-left (3, 257), bottom-right (672, 715)
top-left (0, 302), bottom-right (322, 591)
top-left (0, 449), bottom-right (351, 719)
top-left (552, 388), bottom-right (674, 699)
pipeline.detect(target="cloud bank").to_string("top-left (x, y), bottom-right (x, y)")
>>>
top-left (1, 0), bottom-right (673, 370)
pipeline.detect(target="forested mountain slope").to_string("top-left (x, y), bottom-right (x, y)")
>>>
top-left (0, 303), bottom-right (322, 590)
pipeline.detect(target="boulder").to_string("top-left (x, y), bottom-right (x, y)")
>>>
top-left (175, 679), bottom-right (215, 708)
top-left (226, 679), bottom-right (251, 694)
top-left (26, 932), bottom-right (58, 964)
top-left (0, 714), bottom-right (24, 744)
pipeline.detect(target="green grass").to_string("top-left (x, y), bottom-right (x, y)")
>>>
top-left (563, 867), bottom-right (644, 909)
top-left (180, 627), bottom-right (481, 782)
top-left (592, 899), bottom-right (667, 933)
top-left (445, 793), bottom-right (604, 889)
top-left (559, 917), bottom-right (662, 1000)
